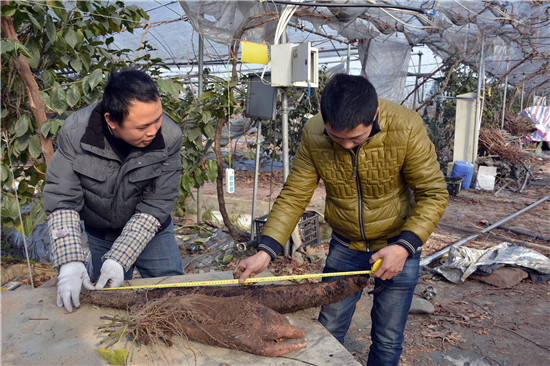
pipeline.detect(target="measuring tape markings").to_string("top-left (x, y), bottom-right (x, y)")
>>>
top-left (101, 259), bottom-right (383, 291)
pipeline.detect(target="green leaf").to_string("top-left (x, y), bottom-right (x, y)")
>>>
top-left (1, 39), bottom-right (14, 53)
top-left (21, 215), bottom-right (33, 237)
top-left (64, 28), bottom-right (78, 49)
top-left (97, 347), bottom-right (127, 366)
top-left (76, 1), bottom-right (91, 12)
top-left (66, 84), bottom-right (81, 107)
top-left (1, 195), bottom-right (19, 219)
top-left (26, 41), bottom-right (41, 69)
top-left (15, 116), bottom-right (29, 137)
top-left (50, 84), bottom-right (67, 114)
top-left (40, 120), bottom-right (52, 137)
top-left (205, 159), bottom-right (218, 182)
top-left (201, 110), bottom-right (211, 124)
top-left (80, 52), bottom-right (91, 71)
top-left (70, 57), bottom-right (82, 72)
top-left (50, 119), bottom-right (62, 135)
top-left (1, 4), bottom-right (16, 16)
top-left (42, 69), bottom-right (56, 88)
top-left (30, 202), bottom-right (47, 226)
top-left (76, 28), bottom-right (84, 43)
top-left (45, 15), bottom-right (56, 43)
top-left (221, 254), bottom-right (233, 263)
top-left (188, 127), bottom-right (201, 141)
top-left (202, 123), bottom-right (215, 139)
top-left (0, 165), bottom-right (9, 182)
top-left (28, 135), bottom-right (42, 158)
top-left (13, 135), bottom-right (30, 155)
top-left (14, 42), bottom-right (31, 58)
top-left (199, 91), bottom-right (216, 101)
top-left (86, 69), bottom-right (103, 91)
top-left (27, 13), bottom-right (41, 30)
top-left (61, 55), bottom-right (71, 65)
top-left (47, 0), bottom-right (68, 22)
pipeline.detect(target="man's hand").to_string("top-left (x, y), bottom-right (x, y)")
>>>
top-left (57, 261), bottom-right (95, 312)
top-left (95, 259), bottom-right (124, 289)
top-left (370, 245), bottom-right (409, 280)
top-left (233, 251), bottom-right (271, 284)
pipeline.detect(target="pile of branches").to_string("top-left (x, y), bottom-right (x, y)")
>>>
top-left (478, 128), bottom-right (528, 165)
top-left (478, 128), bottom-right (533, 192)
top-left (503, 111), bottom-right (533, 138)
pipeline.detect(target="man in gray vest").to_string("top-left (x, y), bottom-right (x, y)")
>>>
top-left (44, 68), bottom-right (184, 312)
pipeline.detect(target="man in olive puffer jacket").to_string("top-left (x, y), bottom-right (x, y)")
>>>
top-left (234, 74), bottom-right (448, 365)
top-left (44, 68), bottom-right (184, 313)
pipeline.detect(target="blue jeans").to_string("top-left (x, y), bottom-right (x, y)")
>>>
top-left (318, 239), bottom-right (420, 366)
top-left (87, 222), bottom-right (184, 281)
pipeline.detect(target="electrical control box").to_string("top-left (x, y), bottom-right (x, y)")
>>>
top-left (245, 73), bottom-right (277, 120)
top-left (271, 42), bottom-right (318, 88)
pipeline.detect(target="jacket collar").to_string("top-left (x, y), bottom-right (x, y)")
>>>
top-left (80, 103), bottom-right (166, 152)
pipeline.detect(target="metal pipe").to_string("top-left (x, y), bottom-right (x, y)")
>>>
top-left (281, 91), bottom-right (289, 183)
top-left (438, 222), bottom-right (550, 252)
top-left (420, 195), bottom-right (550, 266)
top-left (500, 59), bottom-right (510, 129)
top-left (250, 119), bottom-right (262, 239)
top-left (347, 43), bottom-right (351, 74)
top-left (413, 51), bottom-right (422, 110)
top-left (196, 34), bottom-right (204, 223)
top-left (488, 222), bottom-right (550, 241)
top-left (520, 82), bottom-right (524, 111)
top-left (472, 36), bottom-right (485, 164)
top-left (281, 89), bottom-right (290, 257)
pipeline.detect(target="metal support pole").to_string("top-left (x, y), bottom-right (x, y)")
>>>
top-left (250, 119), bottom-right (262, 239)
top-left (413, 51), bottom-right (422, 110)
top-left (420, 196), bottom-right (550, 266)
top-left (346, 43), bottom-right (351, 74)
top-left (196, 34), bottom-right (204, 223)
top-left (473, 36), bottom-right (485, 164)
top-left (520, 82), bottom-right (524, 111)
top-left (500, 59), bottom-right (510, 129)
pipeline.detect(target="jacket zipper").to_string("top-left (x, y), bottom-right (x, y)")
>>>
top-left (351, 140), bottom-right (369, 250)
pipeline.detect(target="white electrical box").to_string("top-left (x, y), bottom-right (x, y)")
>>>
top-left (271, 42), bottom-right (318, 88)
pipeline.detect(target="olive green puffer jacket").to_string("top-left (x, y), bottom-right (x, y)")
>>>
top-left (261, 99), bottom-right (448, 253)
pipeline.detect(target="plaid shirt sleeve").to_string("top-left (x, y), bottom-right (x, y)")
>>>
top-left (48, 209), bottom-right (86, 269)
top-left (102, 213), bottom-right (160, 271)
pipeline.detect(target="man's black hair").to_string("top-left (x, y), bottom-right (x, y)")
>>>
top-left (320, 73), bottom-right (378, 132)
top-left (101, 68), bottom-right (160, 125)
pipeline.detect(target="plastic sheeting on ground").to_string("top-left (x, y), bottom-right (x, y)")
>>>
top-left (432, 242), bottom-right (550, 284)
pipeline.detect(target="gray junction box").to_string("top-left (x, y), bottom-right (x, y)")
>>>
top-left (245, 73), bottom-right (277, 120)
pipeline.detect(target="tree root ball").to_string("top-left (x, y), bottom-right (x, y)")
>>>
top-left (130, 293), bottom-right (307, 357)
top-left (87, 276), bottom-right (372, 357)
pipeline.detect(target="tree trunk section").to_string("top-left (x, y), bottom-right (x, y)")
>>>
top-left (84, 275), bottom-right (372, 313)
top-left (1, 11), bottom-right (54, 164)
top-left (214, 116), bottom-right (239, 238)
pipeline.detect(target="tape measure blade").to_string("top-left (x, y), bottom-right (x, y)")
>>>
top-left (103, 268), bottom-right (377, 290)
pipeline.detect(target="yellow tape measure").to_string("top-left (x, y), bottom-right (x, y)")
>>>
top-left (101, 258), bottom-right (383, 291)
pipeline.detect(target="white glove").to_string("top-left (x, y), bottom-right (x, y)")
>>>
top-left (95, 259), bottom-right (124, 289)
top-left (57, 261), bottom-right (94, 313)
